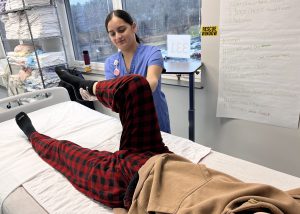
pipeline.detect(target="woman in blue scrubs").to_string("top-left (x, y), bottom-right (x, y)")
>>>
top-left (104, 9), bottom-right (171, 133)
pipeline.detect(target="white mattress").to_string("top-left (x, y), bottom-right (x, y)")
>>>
top-left (0, 101), bottom-right (211, 213)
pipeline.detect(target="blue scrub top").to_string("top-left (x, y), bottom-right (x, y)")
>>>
top-left (105, 44), bottom-right (171, 133)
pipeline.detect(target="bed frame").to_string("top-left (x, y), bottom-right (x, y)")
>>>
top-left (0, 87), bottom-right (71, 214)
top-left (0, 87), bottom-right (70, 122)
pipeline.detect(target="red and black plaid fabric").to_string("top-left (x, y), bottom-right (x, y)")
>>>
top-left (29, 75), bottom-right (170, 208)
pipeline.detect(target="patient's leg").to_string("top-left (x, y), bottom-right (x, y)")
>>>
top-left (55, 71), bottom-right (169, 153)
top-left (15, 112), bottom-right (128, 208)
top-left (94, 75), bottom-right (170, 153)
top-left (14, 75), bottom-right (169, 208)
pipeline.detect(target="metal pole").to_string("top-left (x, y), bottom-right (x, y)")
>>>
top-left (188, 71), bottom-right (195, 141)
top-left (53, 0), bottom-right (69, 68)
top-left (22, 0), bottom-right (46, 89)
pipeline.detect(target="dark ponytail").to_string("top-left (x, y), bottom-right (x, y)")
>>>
top-left (134, 33), bottom-right (140, 43)
top-left (105, 9), bottom-right (141, 43)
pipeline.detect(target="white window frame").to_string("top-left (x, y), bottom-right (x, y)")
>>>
top-left (57, 0), bottom-right (122, 72)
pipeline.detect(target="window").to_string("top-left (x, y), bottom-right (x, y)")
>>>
top-left (122, 0), bottom-right (201, 59)
top-left (66, 0), bottom-right (201, 65)
top-left (66, 0), bottom-right (115, 62)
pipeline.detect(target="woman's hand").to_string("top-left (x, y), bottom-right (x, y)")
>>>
top-left (79, 88), bottom-right (98, 101)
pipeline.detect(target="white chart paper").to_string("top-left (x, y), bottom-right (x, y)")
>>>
top-left (217, 0), bottom-right (300, 128)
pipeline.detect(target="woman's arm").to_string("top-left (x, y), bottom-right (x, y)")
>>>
top-left (104, 56), bottom-right (117, 80)
top-left (146, 65), bottom-right (163, 92)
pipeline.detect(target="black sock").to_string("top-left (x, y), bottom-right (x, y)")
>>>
top-left (55, 66), bottom-right (96, 95)
top-left (15, 112), bottom-right (36, 138)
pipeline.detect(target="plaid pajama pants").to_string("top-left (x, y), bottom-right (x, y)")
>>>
top-left (29, 75), bottom-right (170, 208)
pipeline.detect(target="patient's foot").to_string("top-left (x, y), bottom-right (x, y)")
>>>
top-left (55, 66), bottom-right (96, 95)
top-left (15, 112), bottom-right (36, 138)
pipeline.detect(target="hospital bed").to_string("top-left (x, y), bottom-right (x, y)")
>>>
top-left (1, 87), bottom-right (300, 214)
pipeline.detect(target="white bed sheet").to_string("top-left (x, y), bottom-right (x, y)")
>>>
top-left (201, 151), bottom-right (300, 191)
top-left (0, 101), bottom-right (211, 213)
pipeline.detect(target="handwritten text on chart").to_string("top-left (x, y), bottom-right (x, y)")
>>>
top-left (217, 0), bottom-right (300, 128)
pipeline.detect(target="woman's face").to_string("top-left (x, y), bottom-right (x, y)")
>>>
top-left (107, 15), bottom-right (137, 52)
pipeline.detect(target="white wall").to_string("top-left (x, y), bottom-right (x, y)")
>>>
top-left (199, 0), bottom-right (300, 177)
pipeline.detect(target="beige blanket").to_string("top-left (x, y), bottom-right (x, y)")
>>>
top-left (129, 154), bottom-right (300, 214)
